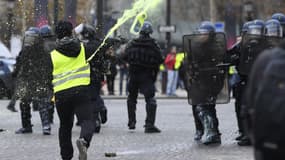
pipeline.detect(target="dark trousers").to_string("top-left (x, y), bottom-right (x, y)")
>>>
top-left (55, 95), bottom-right (94, 160)
top-left (19, 98), bottom-right (50, 129)
top-left (127, 72), bottom-right (157, 125)
top-left (234, 79), bottom-right (247, 134)
top-left (119, 68), bottom-right (128, 95)
top-left (106, 74), bottom-right (116, 95)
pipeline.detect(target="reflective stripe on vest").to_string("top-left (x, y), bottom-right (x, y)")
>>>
top-left (51, 44), bottom-right (90, 93)
top-left (174, 52), bottom-right (185, 70)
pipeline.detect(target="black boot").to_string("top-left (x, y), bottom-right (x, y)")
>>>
top-left (237, 135), bottom-right (251, 146)
top-left (38, 100), bottom-right (51, 135)
top-left (235, 132), bottom-right (244, 141)
top-left (193, 105), bottom-right (204, 141)
top-left (197, 105), bottom-right (221, 145)
top-left (15, 101), bottom-right (32, 134)
top-left (144, 102), bottom-right (161, 133)
top-left (100, 107), bottom-right (108, 124)
top-left (127, 101), bottom-right (136, 130)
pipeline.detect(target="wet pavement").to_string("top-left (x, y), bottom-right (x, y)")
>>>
top-left (0, 99), bottom-right (253, 160)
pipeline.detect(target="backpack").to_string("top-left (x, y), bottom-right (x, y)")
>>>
top-left (253, 54), bottom-right (285, 150)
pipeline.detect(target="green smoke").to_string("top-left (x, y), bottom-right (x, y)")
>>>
top-left (87, 0), bottom-right (162, 62)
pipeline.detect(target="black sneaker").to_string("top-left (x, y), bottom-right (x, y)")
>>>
top-left (15, 127), bottom-right (32, 134)
top-left (144, 125), bottom-right (161, 133)
top-left (42, 126), bottom-right (51, 135)
top-left (76, 138), bottom-right (87, 160)
top-left (128, 121), bottom-right (136, 130)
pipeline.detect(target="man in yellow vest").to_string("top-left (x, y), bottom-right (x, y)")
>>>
top-left (52, 20), bottom-right (94, 160)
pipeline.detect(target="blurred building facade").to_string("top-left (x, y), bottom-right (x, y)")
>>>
top-left (1, 0), bottom-right (285, 49)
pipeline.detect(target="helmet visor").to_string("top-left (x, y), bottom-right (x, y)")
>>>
top-left (265, 27), bottom-right (283, 37)
top-left (248, 26), bottom-right (263, 35)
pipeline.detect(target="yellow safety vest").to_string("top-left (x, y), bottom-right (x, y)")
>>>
top-left (229, 66), bottom-right (235, 75)
top-left (51, 44), bottom-right (90, 93)
top-left (159, 64), bottom-right (165, 71)
top-left (174, 52), bottom-right (185, 70)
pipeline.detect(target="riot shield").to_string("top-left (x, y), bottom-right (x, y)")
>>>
top-left (264, 36), bottom-right (282, 49)
top-left (238, 34), bottom-right (266, 76)
top-left (183, 32), bottom-right (230, 105)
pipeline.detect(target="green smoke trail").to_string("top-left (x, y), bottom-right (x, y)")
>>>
top-left (87, 0), bottom-right (162, 62)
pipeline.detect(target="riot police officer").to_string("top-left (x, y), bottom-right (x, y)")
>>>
top-left (123, 21), bottom-right (163, 133)
top-left (14, 27), bottom-right (52, 135)
top-left (39, 25), bottom-right (56, 124)
top-left (183, 21), bottom-right (229, 145)
top-left (228, 19), bottom-right (265, 146)
top-left (264, 19), bottom-right (283, 48)
top-left (271, 13), bottom-right (285, 37)
top-left (244, 40), bottom-right (285, 160)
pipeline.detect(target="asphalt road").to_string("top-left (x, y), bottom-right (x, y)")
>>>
top-left (0, 99), bottom-right (254, 160)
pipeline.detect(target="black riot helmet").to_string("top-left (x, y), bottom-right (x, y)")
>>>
top-left (39, 25), bottom-right (53, 38)
top-left (197, 21), bottom-right (216, 34)
top-left (139, 21), bottom-right (153, 35)
top-left (264, 19), bottom-right (283, 37)
top-left (247, 19), bottom-right (265, 35)
top-left (74, 23), bottom-right (96, 41)
top-left (23, 27), bottom-right (40, 47)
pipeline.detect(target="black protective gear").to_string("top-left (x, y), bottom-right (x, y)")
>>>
top-left (127, 100), bottom-right (136, 129)
top-left (144, 99), bottom-right (161, 133)
top-left (19, 100), bottom-right (32, 129)
top-left (145, 98), bottom-right (157, 126)
top-left (123, 35), bottom-right (163, 69)
top-left (192, 105), bottom-right (204, 141)
top-left (196, 104), bottom-right (221, 145)
top-left (124, 30), bottom-right (162, 132)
